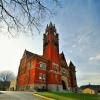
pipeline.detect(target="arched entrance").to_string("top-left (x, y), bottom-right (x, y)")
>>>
top-left (61, 76), bottom-right (68, 91)
top-left (62, 80), bottom-right (66, 90)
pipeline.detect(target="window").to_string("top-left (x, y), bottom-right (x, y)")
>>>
top-left (54, 66), bottom-right (58, 72)
top-left (39, 73), bottom-right (42, 80)
top-left (62, 68), bottom-right (66, 73)
top-left (52, 63), bottom-right (59, 73)
top-left (39, 73), bottom-right (46, 81)
top-left (61, 68), bottom-right (67, 76)
top-left (27, 61), bottom-right (31, 69)
top-left (43, 74), bottom-right (46, 81)
top-left (40, 63), bottom-right (46, 70)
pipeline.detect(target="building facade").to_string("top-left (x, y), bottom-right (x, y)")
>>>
top-left (16, 22), bottom-right (77, 92)
top-left (9, 79), bottom-right (16, 91)
top-left (80, 84), bottom-right (100, 94)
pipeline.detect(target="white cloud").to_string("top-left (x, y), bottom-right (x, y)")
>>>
top-left (89, 53), bottom-right (100, 61)
top-left (0, 36), bottom-right (42, 76)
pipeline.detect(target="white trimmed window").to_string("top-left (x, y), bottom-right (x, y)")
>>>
top-left (39, 73), bottom-right (42, 80)
top-left (40, 63), bottom-right (46, 70)
top-left (39, 73), bottom-right (46, 81)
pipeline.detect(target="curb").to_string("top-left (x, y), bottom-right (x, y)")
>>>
top-left (33, 93), bottom-right (55, 100)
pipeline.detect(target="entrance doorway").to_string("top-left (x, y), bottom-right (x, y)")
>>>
top-left (62, 80), bottom-right (66, 90)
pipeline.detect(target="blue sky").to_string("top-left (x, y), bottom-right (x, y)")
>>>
top-left (0, 0), bottom-right (100, 86)
top-left (48, 0), bottom-right (100, 86)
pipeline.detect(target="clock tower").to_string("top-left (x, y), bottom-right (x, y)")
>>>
top-left (43, 22), bottom-right (61, 91)
top-left (43, 22), bottom-right (59, 64)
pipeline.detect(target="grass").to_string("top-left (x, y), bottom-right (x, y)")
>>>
top-left (35, 92), bottom-right (100, 100)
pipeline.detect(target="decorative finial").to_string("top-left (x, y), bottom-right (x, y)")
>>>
top-left (46, 24), bottom-right (48, 28)
top-left (54, 24), bottom-right (56, 32)
top-left (45, 24), bottom-right (48, 33)
top-left (49, 21), bottom-right (53, 27)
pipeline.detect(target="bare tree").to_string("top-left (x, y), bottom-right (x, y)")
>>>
top-left (0, 70), bottom-right (15, 82)
top-left (0, 0), bottom-right (59, 37)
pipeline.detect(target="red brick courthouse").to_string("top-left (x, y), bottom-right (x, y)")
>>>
top-left (16, 22), bottom-right (77, 92)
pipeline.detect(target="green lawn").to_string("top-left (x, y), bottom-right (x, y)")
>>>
top-left (36, 92), bottom-right (100, 100)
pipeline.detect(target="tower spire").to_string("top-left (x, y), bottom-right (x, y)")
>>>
top-left (43, 22), bottom-right (59, 61)
top-left (45, 24), bottom-right (48, 33)
top-left (45, 22), bottom-right (57, 33)
top-left (49, 21), bottom-right (53, 27)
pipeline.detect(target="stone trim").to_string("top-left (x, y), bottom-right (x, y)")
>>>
top-left (48, 84), bottom-right (63, 92)
top-left (48, 70), bottom-right (61, 75)
top-left (17, 84), bottom-right (47, 91)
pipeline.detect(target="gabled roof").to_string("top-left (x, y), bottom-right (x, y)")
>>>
top-left (22, 49), bottom-right (48, 61)
top-left (59, 52), bottom-right (66, 61)
top-left (59, 52), bottom-right (68, 67)
top-left (80, 85), bottom-right (100, 91)
top-left (22, 49), bottom-right (36, 58)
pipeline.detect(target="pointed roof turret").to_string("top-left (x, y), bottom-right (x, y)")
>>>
top-left (61, 51), bottom-right (65, 59)
top-left (45, 24), bottom-right (48, 33)
top-left (46, 24), bottom-right (48, 29)
top-left (61, 51), bottom-right (64, 55)
top-left (69, 61), bottom-right (75, 67)
top-left (59, 52), bottom-right (68, 67)
top-left (53, 24), bottom-right (56, 33)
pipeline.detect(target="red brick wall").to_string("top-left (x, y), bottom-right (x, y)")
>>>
top-left (17, 24), bottom-right (77, 91)
top-left (43, 28), bottom-right (61, 85)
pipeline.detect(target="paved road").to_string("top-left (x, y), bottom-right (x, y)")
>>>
top-left (0, 91), bottom-right (44, 100)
